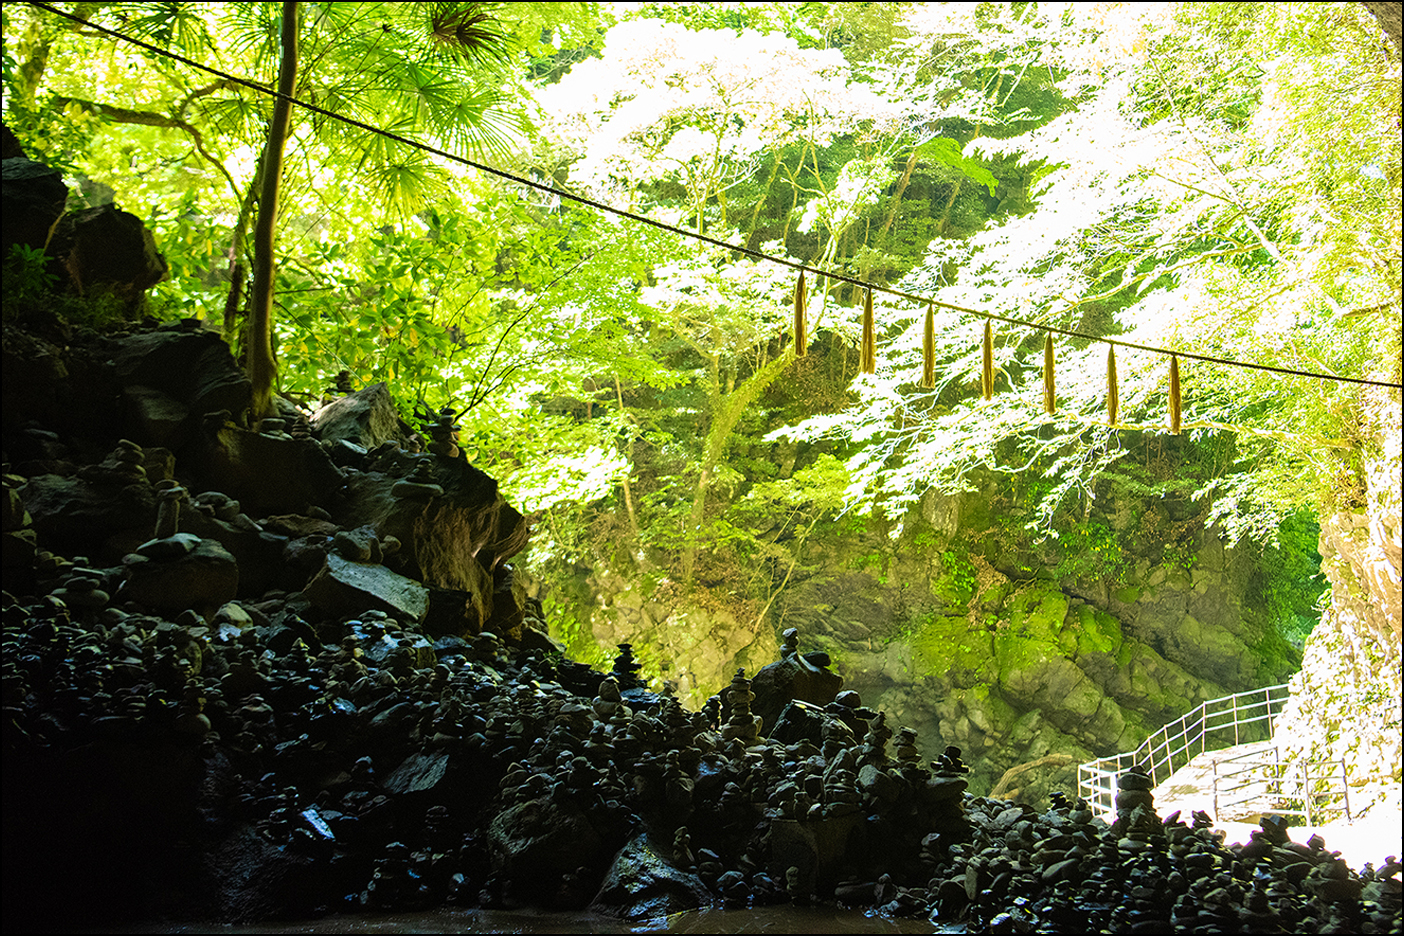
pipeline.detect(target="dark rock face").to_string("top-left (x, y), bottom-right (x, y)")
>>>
top-left (197, 423), bottom-right (344, 517)
top-left (112, 327), bottom-right (253, 442)
top-left (19, 472), bottom-right (157, 561)
top-left (1, 156), bottom-right (68, 257)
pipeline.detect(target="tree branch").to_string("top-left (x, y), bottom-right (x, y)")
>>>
top-left (52, 95), bottom-right (243, 205)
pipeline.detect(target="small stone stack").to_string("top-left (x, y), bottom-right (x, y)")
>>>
top-left (859, 711), bottom-right (892, 767)
top-left (48, 570), bottom-right (108, 612)
top-left (780, 627), bottom-right (800, 659)
top-left (591, 676), bottom-right (632, 726)
top-left (720, 669), bottom-right (762, 747)
top-left (1112, 764), bottom-right (1160, 839)
top-left (153, 481), bottom-right (184, 538)
top-left (611, 642), bottom-right (644, 690)
top-left (425, 407), bottom-right (460, 458)
top-left (924, 744), bottom-right (972, 846)
top-left (80, 439), bottom-right (148, 487)
top-left (257, 417), bottom-right (290, 439)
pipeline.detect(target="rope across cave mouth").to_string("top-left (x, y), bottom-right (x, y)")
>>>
top-left (22, 0), bottom-right (1404, 392)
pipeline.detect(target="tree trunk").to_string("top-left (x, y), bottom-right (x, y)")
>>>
top-left (681, 348), bottom-right (796, 584)
top-left (248, 0), bottom-right (299, 421)
top-left (614, 376), bottom-right (642, 547)
top-left (878, 149), bottom-right (920, 239)
top-left (989, 754), bottom-right (1073, 799)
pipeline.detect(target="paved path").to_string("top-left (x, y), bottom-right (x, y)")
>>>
top-left (1150, 739), bottom-right (1401, 872)
top-left (1151, 737), bottom-right (1282, 822)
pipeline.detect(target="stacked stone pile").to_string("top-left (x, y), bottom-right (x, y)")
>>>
top-left (4, 572), bottom-right (1400, 931)
top-left (1, 316), bottom-right (1400, 932)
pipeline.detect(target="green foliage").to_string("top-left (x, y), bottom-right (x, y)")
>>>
top-left (1051, 520), bottom-right (1126, 586)
top-left (542, 593), bottom-right (610, 669)
top-left (912, 137), bottom-right (999, 196)
top-left (1, 3), bottom-right (1387, 673)
top-left (1, 244), bottom-right (59, 307)
top-left (937, 549), bottom-right (978, 605)
top-left (777, 2), bottom-right (1399, 555)
top-left (2, 243), bottom-right (133, 328)
top-left (1256, 510), bottom-right (1328, 648)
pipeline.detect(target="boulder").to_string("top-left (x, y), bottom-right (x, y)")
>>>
top-left (197, 424), bottom-right (344, 517)
top-left (382, 751), bottom-right (451, 797)
top-left (47, 204), bottom-right (168, 307)
top-left (769, 699), bottom-right (828, 746)
top-left (19, 473), bottom-right (156, 562)
top-left (177, 508), bottom-right (294, 598)
top-left (341, 453), bottom-right (529, 586)
top-left (122, 535), bottom-right (239, 614)
top-left (767, 813), bottom-right (863, 897)
top-left (750, 652), bottom-right (843, 736)
top-left (1, 124), bottom-right (24, 159)
top-left (590, 833), bottom-right (710, 920)
top-left (303, 553), bottom-right (429, 624)
top-left (112, 327), bottom-right (252, 437)
top-left (487, 797), bottom-right (606, 890)
top-left (311, 382), bottom-right (416, 451)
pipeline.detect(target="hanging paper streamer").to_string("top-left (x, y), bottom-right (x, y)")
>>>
top-left (922, 302), bottom-right (935, 389)
top-left (861, 287), bottom-right (876, 374)
top-left (1106, 345), bottom-right (1119, 426)
top-left (981, 319), bottom-right (994, 400)
top-left (1043, 333), bottom-right (1055, 415)
top-left (793, 272), bottom-right (807, 357)
top-left (1169, 354), bottom-right (1181, 434)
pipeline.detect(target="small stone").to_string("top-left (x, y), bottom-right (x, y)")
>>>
top-left (135, 532), bottom-right (201, 559)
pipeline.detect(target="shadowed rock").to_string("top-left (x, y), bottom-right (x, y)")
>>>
top-left (303, 553), bottom-right (430, 623)
top-left (591, 833), bottom-right (711, 920)
top-left (312, 382), bottom-right (417, 451)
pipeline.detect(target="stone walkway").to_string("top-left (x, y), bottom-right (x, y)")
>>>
top-left (1151, 739), bottom-right (1402, 872)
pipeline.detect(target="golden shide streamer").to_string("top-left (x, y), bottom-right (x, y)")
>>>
top-left (793, 272), bottom-right (807, 357)
top-left (861, 287), bottom-right (876, 374)
top-left (981, 319), bottom-right (994, 400)
top-left (1043, 333), bottom-right (1055, 415)
top-left (922, 303), bottom-right (935, 389)
top-left (1107, 345), bottom-right (1119, 426)
top-left (1169, 353), bottom-right (1181, 434)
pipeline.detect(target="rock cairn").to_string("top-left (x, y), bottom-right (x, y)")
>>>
top-left (720, 668), bottom-right (762, 747)
top-left (424, 406), bottom-right (460, 459)
top-left (0, 316), bottom-right (1398, 934)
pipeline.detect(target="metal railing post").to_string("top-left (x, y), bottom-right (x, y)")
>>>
top-left (1341, 760), bottom-right (1350, 821)
top-left (1302, 763), bottom-right (1313, 827)
top-left (1233, 692), bottom-right (1240, 746)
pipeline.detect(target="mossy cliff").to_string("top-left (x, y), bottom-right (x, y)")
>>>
top-left (539, 466), bottom-right (1315, 806)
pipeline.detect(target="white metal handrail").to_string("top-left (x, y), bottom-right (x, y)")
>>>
top-left (1212, 751), bottom-right (1353, 826)
top-left (1077, 683), bottom-right (1290, 820)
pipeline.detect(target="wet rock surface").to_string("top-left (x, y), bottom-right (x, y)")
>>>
top-left (1, 316), bottom-right (1400, 934)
